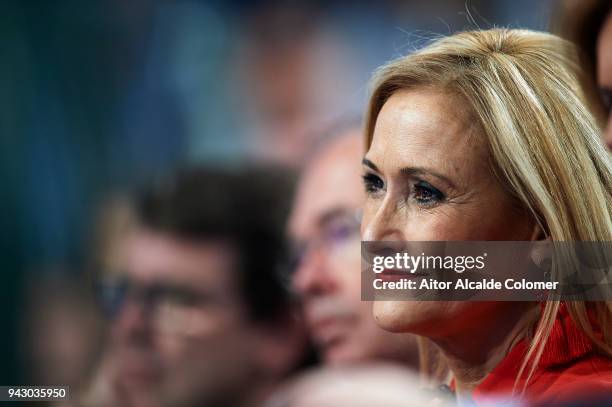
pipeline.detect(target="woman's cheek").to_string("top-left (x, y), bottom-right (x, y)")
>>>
top-left (401, 208), bottom-right (471, 241)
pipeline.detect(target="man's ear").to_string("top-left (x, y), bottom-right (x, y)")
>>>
top-left (253, 308), bottom-right (308, 379)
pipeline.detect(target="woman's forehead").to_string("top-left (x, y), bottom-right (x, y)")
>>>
top-left (367, 90), bottom-right (486, 173)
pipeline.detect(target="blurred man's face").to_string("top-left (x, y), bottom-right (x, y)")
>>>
top-left (288, 133), bottom-right (417, 365)
top-left (107, 229), bottom-right (262, 407)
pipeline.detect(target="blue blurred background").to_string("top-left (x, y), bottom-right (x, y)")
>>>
top-left (0, 0), bottom-right (554, 388)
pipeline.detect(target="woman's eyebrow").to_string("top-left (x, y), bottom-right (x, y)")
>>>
top-left (362, 158), bottom-right (379, 172)
top-left (400, 167), bottom-right (456, 189)
top-left (363, 157), bottom-right (456, 189)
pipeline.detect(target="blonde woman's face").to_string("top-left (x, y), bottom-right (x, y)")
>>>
top-left (361, 89), bottom-right (536, 336)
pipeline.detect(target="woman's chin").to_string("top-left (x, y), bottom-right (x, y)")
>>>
top-left (373, 300), bottom-right (418, 333)
top-left (372, 300), bottom-right (447, 335)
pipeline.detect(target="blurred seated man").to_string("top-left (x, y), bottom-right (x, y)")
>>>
top-left (97, 167), bottom-right (307, 407)
top-left (288, 127), bottom-right (419, 367)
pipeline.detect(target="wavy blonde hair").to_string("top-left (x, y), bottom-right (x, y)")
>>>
top-left (364, 28), bottom-right (612, 392)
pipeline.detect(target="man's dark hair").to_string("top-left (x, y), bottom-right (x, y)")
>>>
top-left (132, 165), bottom-right (296, 322)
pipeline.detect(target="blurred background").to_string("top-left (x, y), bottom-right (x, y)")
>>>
top-left (1, 0), bottom-right (554, 391)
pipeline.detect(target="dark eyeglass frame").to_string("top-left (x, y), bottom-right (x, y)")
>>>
top-left (94, 276), bottom-right (208, 321)
top-left (286, 208), bottom-right (362, 275)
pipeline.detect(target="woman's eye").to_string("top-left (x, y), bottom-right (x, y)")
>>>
top-left (362, 173), bottom-right (384, 195)
top-left (413, 181), bottom-right (444, 205)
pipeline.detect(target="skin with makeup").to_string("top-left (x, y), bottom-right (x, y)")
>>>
top-left (360, 89), bottom-right (542, 398)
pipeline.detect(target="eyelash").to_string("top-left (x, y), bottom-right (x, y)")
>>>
top-left (413, 181), bottom-right (445, 206)
top-left (362, 173), bottom-right (384, 195)
top-left (362, 173), bottom-right (445, 206)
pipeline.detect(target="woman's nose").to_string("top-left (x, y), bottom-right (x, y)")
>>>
top-left (361, 199), bottom-right (405, 241)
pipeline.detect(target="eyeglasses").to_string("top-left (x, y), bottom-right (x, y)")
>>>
top-left (95, 276), bottom-right (234, 336)
top-left (287, 208), bottom-right (362, 274)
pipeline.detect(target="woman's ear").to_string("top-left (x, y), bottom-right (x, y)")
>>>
top-left (527, 220), bottom-right (551, 271)
top-left (529, 220), bottom-right (547, 241)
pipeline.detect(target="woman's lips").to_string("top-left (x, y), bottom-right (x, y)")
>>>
top-left (378, 269), bottom-right (426, 281)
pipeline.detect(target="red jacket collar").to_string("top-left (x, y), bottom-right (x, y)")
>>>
top-left (473, 303), bottom-right (596, 399)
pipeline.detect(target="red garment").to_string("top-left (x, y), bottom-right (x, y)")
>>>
top-left (471, 305), bottom-right (612, 406)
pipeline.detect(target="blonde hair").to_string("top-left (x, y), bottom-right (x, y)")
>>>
top-left (364, 28), bottom-right (612, 392)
